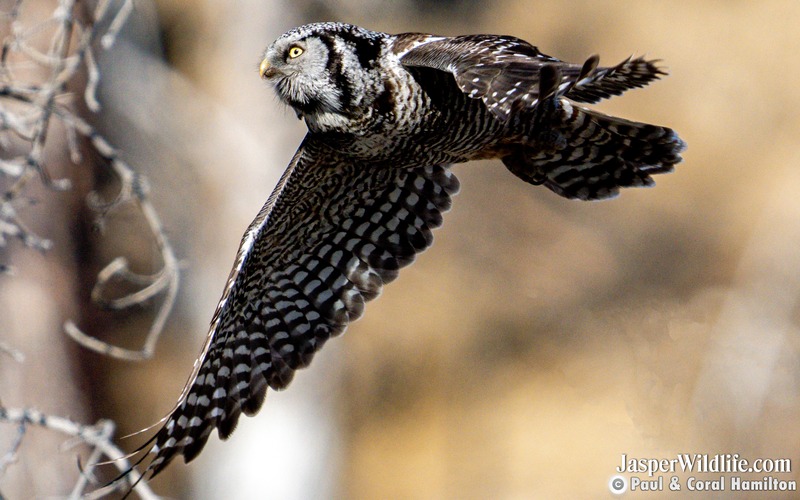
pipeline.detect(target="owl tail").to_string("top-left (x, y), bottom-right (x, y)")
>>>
top-left (502, 75), bottom-right (686, 200)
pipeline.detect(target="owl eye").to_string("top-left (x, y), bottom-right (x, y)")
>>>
top-left (287, 46), bottom-right (304, 59)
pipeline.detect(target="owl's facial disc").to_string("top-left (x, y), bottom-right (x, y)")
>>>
top-left (260, 34), bottom-right (344, 118)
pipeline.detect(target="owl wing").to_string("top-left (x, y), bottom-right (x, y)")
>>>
top-left (394, 33), bottom-right (666, 120)
top-left (131, 135), bottom-right (459, 478)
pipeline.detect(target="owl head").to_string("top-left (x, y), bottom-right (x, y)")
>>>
top-left (260, 23), bottom-right (387, 130)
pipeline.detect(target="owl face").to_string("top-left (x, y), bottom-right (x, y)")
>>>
top-left (261, 32), bottom-right (345, 116)
top-left (261, 23), bottom-right (389, 131)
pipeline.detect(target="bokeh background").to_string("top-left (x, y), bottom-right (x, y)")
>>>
top-left (1, 0), bottom-right (799, 498)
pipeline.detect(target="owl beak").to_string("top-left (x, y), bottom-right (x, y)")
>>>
top-left (259, 59), bottom-right (277, 79)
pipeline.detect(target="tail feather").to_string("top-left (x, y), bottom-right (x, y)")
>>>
top-left (503, 101), bottom-right (686, 200)
top-left (565, 56), bottom-right (667, 104)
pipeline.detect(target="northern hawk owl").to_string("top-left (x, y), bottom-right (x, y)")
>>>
top-left (128, 22), bottom-right (686, 480)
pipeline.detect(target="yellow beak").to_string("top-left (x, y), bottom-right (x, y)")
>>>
top-left (259, 59), bottom-right (275, 79)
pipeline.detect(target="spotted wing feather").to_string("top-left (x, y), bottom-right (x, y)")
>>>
top-left (396, 34), bottom-right (667, 120)
top-left (136, 135), bottom-right (459, 477)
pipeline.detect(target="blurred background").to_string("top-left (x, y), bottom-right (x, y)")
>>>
top-left (1, 0), bottom-right (799, 498)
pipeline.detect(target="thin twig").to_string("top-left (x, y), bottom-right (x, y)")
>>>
top-left (1, 0), bottom-right (180, 494)
top-left (0, 340), bottom-right (24, 363)
top-left (0, 407), bottom-right (158, 499)
top-left (1, 0), bottom-right (181, 359)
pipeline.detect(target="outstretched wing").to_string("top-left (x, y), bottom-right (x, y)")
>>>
top-left (394, 33), bottom-right (666, 120)
top-left (134, 135), bottom-right (459, 477)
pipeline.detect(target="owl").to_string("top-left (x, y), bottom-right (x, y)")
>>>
top-left (126, 22), bottom-right (686, 481)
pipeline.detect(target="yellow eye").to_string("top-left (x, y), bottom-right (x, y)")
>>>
top-left (288, 46), bottom-right (304, 59)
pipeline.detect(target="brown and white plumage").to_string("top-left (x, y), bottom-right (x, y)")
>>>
top-left (126, 22), bottom-right (686, 482)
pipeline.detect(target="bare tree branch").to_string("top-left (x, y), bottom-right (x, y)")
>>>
top-left (0, 339), bottom-right (24, 363)
top-left (0, 407), bottom-right (159, 499)
top-left (1, 0), bottom-right (179, 358)
top-left (0, 0), bottom-right (179, 495)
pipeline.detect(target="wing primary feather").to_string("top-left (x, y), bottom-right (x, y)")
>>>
top-left (132, 137), bottom-right (460, 478)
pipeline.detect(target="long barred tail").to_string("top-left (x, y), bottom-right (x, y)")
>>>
top-left (503, 97), bottom-right (686, 201)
